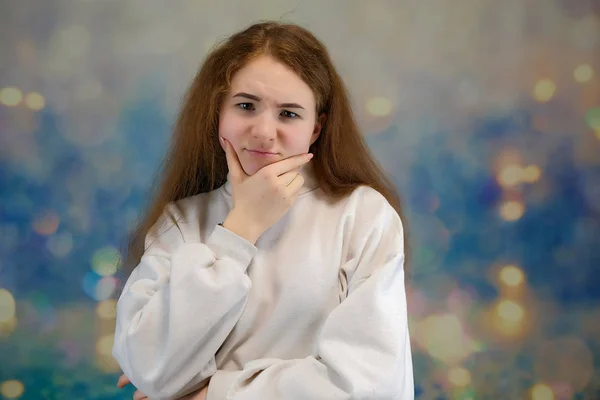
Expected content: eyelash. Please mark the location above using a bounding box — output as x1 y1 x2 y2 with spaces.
236 103 299 119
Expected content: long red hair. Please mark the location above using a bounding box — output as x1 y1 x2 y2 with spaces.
122 21 408 279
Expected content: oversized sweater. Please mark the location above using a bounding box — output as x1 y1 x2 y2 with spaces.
112 168 414 400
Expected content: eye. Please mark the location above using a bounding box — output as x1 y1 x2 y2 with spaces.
236 103 255 111
281 110 299 119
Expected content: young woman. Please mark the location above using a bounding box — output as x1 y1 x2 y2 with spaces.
113 21 414 400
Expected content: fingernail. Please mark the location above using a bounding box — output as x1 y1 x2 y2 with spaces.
308 153 314 159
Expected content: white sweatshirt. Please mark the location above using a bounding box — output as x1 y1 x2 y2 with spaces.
112 168 414 400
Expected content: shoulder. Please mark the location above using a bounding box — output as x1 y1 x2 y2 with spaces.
171 192 211 222
146 192 212 244
338 186 407 287
346 185 393 207
326 184 405 251
344 185 402 228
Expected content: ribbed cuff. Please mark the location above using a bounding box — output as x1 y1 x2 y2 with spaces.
206 224 258 269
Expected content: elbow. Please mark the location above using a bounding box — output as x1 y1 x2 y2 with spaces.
112 335 174 399
123 369 208 400
128 378 181 400
112 352 181 400
386 347 414 399
112 335 212 400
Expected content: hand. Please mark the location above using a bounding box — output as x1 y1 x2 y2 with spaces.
179 385 208 400
117 373 210 400
117 373 147 400
221 137 312 244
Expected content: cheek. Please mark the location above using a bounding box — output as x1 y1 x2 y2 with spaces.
283 124 315 152
218 112 244 149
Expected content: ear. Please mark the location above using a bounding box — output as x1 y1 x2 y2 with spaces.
310 113 326 145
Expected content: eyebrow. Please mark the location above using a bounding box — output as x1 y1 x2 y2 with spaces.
233 92 305 110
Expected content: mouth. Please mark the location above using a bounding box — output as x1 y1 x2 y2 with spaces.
246 149 279 157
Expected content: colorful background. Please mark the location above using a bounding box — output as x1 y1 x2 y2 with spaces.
1 1 599 399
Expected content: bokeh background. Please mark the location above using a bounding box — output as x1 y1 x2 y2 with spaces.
1 1 600 399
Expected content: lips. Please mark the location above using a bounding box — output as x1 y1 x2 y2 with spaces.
246 149 278 156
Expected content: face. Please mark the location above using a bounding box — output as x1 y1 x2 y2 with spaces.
218 55 322 175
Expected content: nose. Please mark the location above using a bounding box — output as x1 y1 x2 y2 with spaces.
250 113 277 145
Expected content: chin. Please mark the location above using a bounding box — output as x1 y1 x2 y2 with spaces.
242 166 260 176
243 159 277 176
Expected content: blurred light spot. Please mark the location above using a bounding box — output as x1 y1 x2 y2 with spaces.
500 201 524 221
447 289 474 313
0 316 17 337
550 382 573 399
46 232 73 258
96 354 121 373
0 380 24 398
496 300 524 323
76 79 103 101
499 265 524 287
60 340 82 366
585 107 600 131
574 64 594 83
366 97 393 117
531 383 554 400
448 367 471 387
408 289 428 317
96 299 117 319
535 337 595 391
32 211 60 236
416 313 477 365
522 165 542 183
92 246 121 276
533 80 556 103
92 276 118 301
491 301 526 338
83 271 102 300
494 149 523 176
96 334 114 357
0 289 16 323
30 292 57 332
0 87 23 107
497 164 523 187
60 25 91 57
24 92 45 111
46 57 72 80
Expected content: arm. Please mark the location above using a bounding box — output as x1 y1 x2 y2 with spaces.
206 194 414 400
112 202 257 400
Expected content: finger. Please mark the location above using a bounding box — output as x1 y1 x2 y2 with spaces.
264 153 313 177
221 138 246 180
133 389 148 400
278 170 300 187
285 173 305 195
197 385 209 400
117 374 131 388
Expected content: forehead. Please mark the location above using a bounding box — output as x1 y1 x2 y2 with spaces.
230 56 315 106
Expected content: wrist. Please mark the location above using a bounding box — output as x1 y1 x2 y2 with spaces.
222 210 262 244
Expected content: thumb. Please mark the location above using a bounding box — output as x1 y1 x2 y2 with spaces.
222 138 246 181
116 373 130 388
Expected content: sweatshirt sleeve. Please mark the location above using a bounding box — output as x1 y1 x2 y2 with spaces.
206 191 414 400
112 202 258 400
